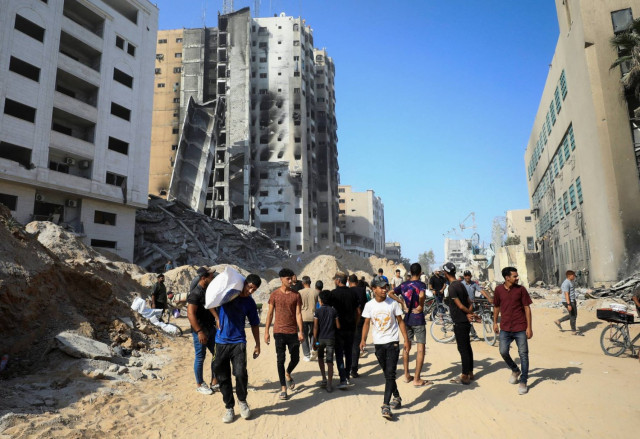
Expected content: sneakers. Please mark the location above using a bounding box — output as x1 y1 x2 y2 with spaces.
508 371 521 385
222 408 235 423
239 401 251 419
350 371 360 379
210 383 220 393
518 383 528 395
196 383 213 395
303 355 311 362
390 397 402 410
337 380 348 390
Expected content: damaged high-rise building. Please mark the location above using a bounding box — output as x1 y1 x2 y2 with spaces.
150 8 340 253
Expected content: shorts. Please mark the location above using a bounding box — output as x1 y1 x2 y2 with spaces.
406 324 426 344
317 339 335 363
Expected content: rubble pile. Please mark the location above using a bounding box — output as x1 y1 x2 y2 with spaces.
585 272 640 301
135 196 287 273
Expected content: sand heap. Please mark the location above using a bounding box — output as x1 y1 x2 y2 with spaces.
135 196 287 274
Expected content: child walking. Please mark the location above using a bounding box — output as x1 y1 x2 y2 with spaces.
313 290 340 392
360 276 410 419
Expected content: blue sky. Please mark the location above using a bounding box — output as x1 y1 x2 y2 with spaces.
153 0 561 263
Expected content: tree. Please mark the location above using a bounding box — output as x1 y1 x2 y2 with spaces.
492 216 506 248
610 17 640 103
418 250 435 274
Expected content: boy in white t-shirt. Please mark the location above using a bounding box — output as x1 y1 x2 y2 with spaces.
360 276 411 419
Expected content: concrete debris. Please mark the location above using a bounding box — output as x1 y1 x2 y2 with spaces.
134 196 287 273
585 272 640 301
55 331 112 361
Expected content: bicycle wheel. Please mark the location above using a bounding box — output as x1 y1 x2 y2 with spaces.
431 303 450 322
430 316 456 343
482 316 496 346
600 324 627 357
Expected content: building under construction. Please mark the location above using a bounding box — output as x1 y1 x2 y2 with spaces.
150 8 340 253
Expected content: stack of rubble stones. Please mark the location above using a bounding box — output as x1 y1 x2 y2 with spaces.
135 196 287 273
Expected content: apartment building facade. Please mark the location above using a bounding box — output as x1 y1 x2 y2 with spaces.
506 209 536 252
153 9 340 253
0 0 158 261
338 185 385 258
525 0 640 286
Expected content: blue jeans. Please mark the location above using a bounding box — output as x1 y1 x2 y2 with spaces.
499 330 529 384
191 327 216 385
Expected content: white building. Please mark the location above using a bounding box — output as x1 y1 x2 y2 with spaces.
0 0 158 261
444 238 472 273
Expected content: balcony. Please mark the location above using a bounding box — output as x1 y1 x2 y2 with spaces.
59 31 101 73
61 15 103 51
57 52 101 86
54 91 97 123
63 0 105 38
49 130 95 157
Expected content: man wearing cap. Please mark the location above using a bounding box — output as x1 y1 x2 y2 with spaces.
187 267 218 395
360 275 410 419
330 271 361 389
443 262 477 385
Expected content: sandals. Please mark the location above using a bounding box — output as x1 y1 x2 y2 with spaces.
381 405 393 419
412 380 433 387
554 321 562 331
449 376 471 385
286 378 295 390
572 331 584 336
390 397 402 409
278 391 288 400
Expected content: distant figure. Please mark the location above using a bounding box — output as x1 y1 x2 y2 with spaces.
164 260 174 272
554 270 582 335
291 274 304 292
429 270 446 306
151 274 168 313
348 273 368 378
360 276 410 420
493 266 533 395
313 290 340 392
377 268 389 283
264 268 304 401
299 276 319 361
212 274 263 423
391 269 403 289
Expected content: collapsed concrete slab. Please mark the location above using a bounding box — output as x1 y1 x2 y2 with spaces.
55 331 113 361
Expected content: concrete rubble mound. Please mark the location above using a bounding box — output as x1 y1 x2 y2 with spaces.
134 196 288 273
586 272 640 301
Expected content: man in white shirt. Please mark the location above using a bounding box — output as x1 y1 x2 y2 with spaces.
360 276 410 420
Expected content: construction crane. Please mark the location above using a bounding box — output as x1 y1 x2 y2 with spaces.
222 0 233 14
459 212 477 233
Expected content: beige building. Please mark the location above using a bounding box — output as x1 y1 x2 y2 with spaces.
506 209 536 252
525 0 640 286
0 0 158 261
385 241 402 262
149 29 183 196
338 185 385 258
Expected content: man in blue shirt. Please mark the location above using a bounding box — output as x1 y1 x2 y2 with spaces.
212 273 262 423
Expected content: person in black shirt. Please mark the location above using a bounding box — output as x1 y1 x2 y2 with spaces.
151 274 168 312
330 271 361 389
443 262 478 385
348 273 367 378
291 274 304 292
187 267 218 395
313 290 340 392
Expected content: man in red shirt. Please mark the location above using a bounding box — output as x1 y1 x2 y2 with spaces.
493 266 533 395
265 268 304 400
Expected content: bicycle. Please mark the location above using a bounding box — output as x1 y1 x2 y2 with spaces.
429 303 455 343
598 308 639 357
473 298 496 346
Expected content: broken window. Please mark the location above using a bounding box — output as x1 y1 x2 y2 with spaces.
295 208 302 214
4 98 36 123
9 56 40 82
155 68 161 74
293 24 299 31
293 40 300 46
106 171 126 186
259 172 268 179
94 210 117 225
49 159 69 173
172 144 178 150
172 128 179 134
176 37 182 43
259 190 268 196
14 14 45 42
0 141 32 168
127 43 135 57
108 136 129 155
110 102 130 121
0 193 18 211
296 245 302 251
260 73 267 78
113 68 133 88
91 239 116 249
259 57 267 62
294 88 300 94
116 35 125 49
260 208 268 214
259 42 268 48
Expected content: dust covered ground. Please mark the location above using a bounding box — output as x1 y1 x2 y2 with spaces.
1 307 638 438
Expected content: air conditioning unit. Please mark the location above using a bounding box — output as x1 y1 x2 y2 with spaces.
78 160 90 169
35 194 45 202
65 199 78 208
64 157 76 166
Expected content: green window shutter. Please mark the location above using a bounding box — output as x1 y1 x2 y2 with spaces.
576 177 583 203
569 184 577 210
560 70 567 98
554 87 562 113
568 124 575 150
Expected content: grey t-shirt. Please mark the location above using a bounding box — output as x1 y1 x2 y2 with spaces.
561 278 576 303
